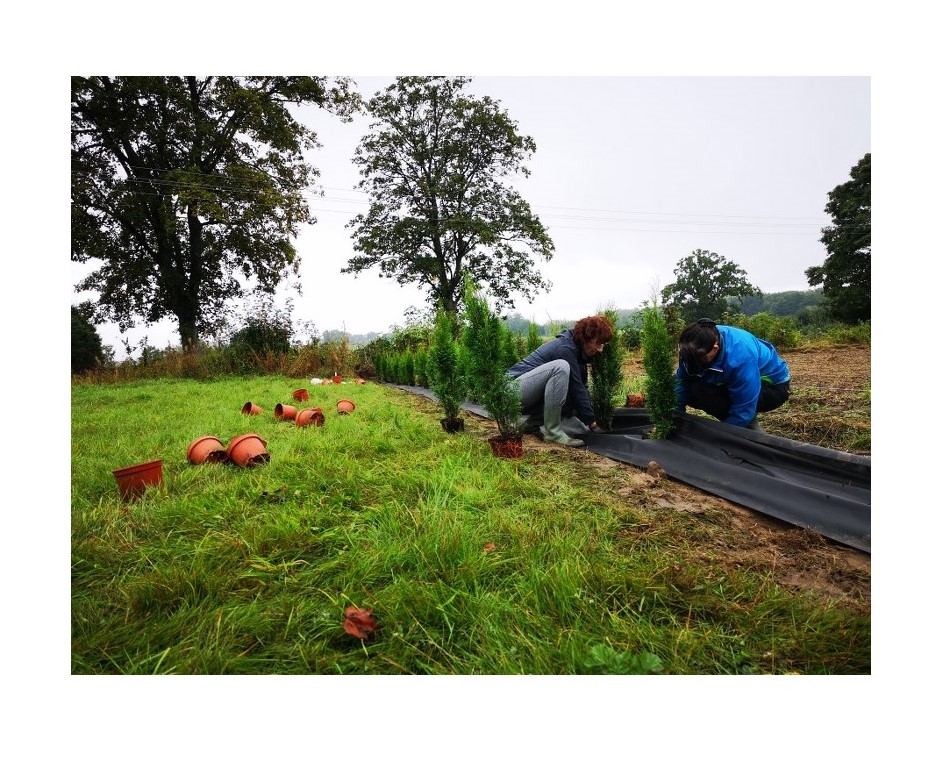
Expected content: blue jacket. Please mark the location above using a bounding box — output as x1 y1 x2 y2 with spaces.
507 329 596 425
674 324 790 427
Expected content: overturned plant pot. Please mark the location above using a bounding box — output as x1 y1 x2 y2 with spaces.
226 433 270 468
295 407 325 427
488 434 523 459
292 388 310 402
336 399 356 415
241 401 263 415
113 459 164 501
440 417 465 433
187 435 228 465
274 403 298 421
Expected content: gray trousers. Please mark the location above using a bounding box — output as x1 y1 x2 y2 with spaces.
512 359 570 414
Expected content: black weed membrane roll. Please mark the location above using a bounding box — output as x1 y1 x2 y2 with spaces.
392 387 871 554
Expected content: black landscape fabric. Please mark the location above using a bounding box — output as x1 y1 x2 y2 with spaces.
395 386 871 554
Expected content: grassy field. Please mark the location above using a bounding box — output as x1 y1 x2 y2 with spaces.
71 374 869 674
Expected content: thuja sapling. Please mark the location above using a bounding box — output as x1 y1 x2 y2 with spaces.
590 308 625 430
461 281 523 439
427 307 467 431
640 306 677 439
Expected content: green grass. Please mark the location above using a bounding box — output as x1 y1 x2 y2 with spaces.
71 376 869 674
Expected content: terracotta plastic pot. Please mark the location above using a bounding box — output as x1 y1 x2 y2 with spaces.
356 377 367 385
241 401 263 415
187 435 228 465
226 433 270 468
625 393 646 408
292 388 310 402
332 373 343 384
488 435 523 459
295 407 325 427
275 403 298 421
113 459 164 501
337 399 356 415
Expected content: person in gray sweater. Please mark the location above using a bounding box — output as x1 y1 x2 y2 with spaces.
507 315 613 446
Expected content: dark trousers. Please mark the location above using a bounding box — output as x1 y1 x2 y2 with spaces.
683 380 790 422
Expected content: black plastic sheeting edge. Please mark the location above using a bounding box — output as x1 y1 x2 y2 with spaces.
389 385 871 554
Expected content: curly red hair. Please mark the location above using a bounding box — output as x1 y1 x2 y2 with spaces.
573 315 613 346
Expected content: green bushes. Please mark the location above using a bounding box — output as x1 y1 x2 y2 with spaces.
426 308 467 423
71 304 107 374
461 281 522 437
590 308 625 430
641 306 677 439
722 311 803 350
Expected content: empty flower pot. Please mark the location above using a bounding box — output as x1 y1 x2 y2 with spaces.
292 388 310 402
337 399 356 415
187 435 228 465
295 407 325 427
275 403 297 421
356 377 367 385
241 401 263 415
226 433 270 468
332 373 343 384
625 393 646 408
113 459 164 501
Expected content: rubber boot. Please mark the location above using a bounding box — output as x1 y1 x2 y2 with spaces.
540 407 585 447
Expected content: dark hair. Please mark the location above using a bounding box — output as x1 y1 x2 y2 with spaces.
678 318 719 374
573 315 613 346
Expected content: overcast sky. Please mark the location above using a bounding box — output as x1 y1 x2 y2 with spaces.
73 75 869 356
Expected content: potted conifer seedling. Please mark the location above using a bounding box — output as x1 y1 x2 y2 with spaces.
590 308 625 431
483 375 524 459
640 305 678 439
427 307 467 433
460 280 524 458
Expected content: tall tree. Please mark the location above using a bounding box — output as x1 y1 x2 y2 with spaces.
72 76 360 348
344 76 554 317
806 153 871 323
661 249 760 323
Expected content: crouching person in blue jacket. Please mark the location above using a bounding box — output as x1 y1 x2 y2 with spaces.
674 318 790 431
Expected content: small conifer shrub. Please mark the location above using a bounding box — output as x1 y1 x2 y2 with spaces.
590 308 625 430
427 308 467 426
641 306 677 439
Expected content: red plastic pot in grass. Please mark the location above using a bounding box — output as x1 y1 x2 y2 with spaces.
275 403 297 421
295 407 325 427
113 459 164 501
292 388 310 402
337 399 356 415
187 435 228 465
241 401 263 415
226 434 270 468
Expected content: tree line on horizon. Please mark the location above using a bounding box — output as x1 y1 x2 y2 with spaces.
71 76 869 373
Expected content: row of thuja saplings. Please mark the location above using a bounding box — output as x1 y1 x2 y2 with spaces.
111 383 363 501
